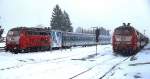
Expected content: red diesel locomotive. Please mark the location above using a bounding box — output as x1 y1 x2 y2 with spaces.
112 23 149 55
6 27 51 53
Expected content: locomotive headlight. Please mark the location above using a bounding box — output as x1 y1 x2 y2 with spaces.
6 37 14 41
126 41 131 44
9 38 12 41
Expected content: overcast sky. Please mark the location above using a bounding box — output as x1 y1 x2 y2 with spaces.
0 0 150 36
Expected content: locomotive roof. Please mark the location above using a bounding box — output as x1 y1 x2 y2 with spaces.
115 25 135 31
115 23 149 39
10 27 49 32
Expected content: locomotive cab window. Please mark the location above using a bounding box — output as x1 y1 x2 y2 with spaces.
7 30 20 36
115 29 132 36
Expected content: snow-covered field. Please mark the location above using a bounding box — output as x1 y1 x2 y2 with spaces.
0 43 150 79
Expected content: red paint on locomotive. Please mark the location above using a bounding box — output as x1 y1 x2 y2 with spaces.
6 27 51 53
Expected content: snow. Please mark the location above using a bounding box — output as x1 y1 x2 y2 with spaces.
0 43 150 79
105 44 150 79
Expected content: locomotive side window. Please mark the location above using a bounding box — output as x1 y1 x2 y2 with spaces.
27 31 48 36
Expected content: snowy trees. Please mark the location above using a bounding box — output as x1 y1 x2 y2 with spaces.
50 5 73 32
75 26 110 35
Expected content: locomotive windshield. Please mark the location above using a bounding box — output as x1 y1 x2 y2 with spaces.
114 27 133 42
114 28 132 36
7 30 20 36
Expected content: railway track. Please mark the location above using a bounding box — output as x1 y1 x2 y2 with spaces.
99 57 130 79
69 56 131 79
0 47 5 49
69 55 118 79
0 47 5 52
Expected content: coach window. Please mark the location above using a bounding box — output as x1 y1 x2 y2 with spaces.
68 36 70 42
67 36 70 42
70 36 72 42
74 36 76 41
64 36 67 41
78 37 80 41
69 36 71 41
64 36 66 41
73 36 75 41
64 35 66 41
70 35 72 41
74 35 76 41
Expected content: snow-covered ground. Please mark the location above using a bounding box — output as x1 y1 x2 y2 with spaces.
0 43 150 79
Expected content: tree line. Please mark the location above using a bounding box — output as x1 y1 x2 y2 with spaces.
75 27 110 35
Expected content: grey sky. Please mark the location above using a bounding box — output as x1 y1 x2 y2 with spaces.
0 0 150 37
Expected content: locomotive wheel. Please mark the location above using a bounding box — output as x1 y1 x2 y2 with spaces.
23 49 29 53
47 46 51 51
5 48 8 52
13 50 19 54
14 52 18 54
128 49 133 56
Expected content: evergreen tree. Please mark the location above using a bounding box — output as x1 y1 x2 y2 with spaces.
63 11 73 32
50 4 63 31
50 5 73 32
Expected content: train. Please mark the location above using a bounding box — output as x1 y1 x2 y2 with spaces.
112 23 149 56
6 27 111 54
